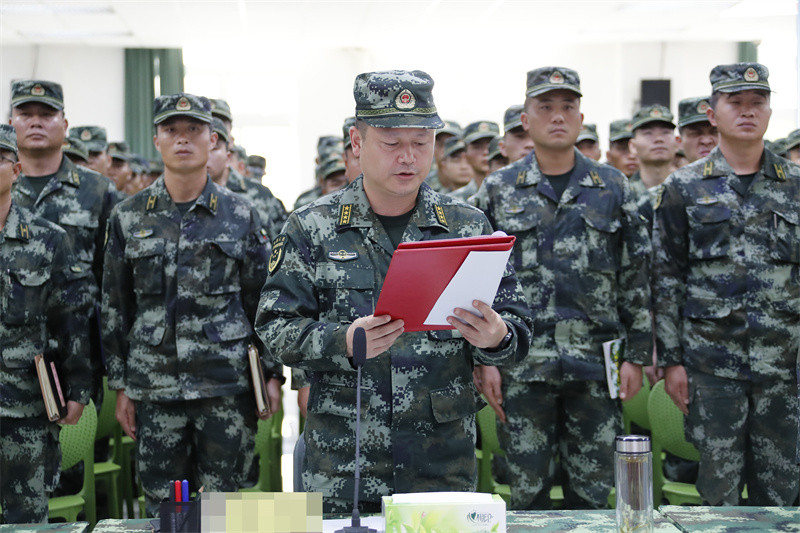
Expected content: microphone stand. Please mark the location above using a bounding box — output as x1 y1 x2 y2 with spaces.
336 327 376 533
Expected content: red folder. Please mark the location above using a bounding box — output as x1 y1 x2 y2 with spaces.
374 234 516 331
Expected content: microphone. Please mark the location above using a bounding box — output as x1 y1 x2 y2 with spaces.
336 327 376 533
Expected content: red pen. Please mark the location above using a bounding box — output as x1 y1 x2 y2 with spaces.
174 479 182 502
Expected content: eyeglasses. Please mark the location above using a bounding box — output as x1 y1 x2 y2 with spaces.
0 155 18 166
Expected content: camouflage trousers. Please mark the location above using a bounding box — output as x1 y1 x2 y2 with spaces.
0 417 60 523
686 371 799 506
497 379 621 510
136 394 256 518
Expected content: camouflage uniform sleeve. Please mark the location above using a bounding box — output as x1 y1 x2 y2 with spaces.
50 232 94 404
617 176 653 365
93 180 120 288
255 216 352 374
468 180 492 220
101 210 134 390
291 367 311 390
652 180 688 367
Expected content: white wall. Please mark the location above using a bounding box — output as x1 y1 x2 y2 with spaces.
1 45 125 140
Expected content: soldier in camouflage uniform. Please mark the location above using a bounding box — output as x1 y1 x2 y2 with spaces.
256 70 533 514
575 124 601 161
438 137 474 192
342 116 362 184
9 80 118 404
677 97 718 164
499 105 534 165
0 124 94 523
487 136 509 174
653 62 800 505
62 137 90 167
294 136 343 210
471 67 652 510
605 119 638 178
102 94 283 517
425 120 463 194
247 155 266 181
451 121 500 201
69 125 111 177
783 128 800 166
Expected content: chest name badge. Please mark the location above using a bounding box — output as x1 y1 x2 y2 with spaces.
133 229 154 238
328 250 359 262
504 205 525 214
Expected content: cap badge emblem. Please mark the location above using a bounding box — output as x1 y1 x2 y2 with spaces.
550 71 564 84
80 129 92 141
176 97 191 111
396 89 416 110
744 67 759 82
31 84 45 96
625 123 633 131
697 101 710 114
651 108 662 118
478 122 490 132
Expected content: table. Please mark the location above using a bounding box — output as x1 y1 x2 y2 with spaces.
660 505 800 532
506 509 678 532
0 524 88 533
94 519 154 532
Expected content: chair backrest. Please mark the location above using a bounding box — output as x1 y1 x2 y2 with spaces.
623 375 652 432
476 404 504 458
59 399 98 470
647 380 700 461
95 377 117 440
253 417 273 492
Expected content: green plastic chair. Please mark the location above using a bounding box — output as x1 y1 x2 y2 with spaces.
111 420 136 517
94 378 122 518
48 399 97 527
647 380 701 506
623 374 652 433
240 405 284 493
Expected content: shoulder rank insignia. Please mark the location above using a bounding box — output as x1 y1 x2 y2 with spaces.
653 186 664 210
133 229 154 239
435 204 447 226
774 163 787 181
328 250 359 262
696 196 718 205
339 204 353 226
146 195 157 211
268 234 287 275
516 171 526 186
18 223 30 240
70 170 80 185
504 205 525 215
703 161 714 177
589 171 603 186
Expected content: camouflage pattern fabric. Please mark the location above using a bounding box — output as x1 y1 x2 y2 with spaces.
448 179 477 202
652 146 800 505
226 166 288 242
256 177 533 511
686 372 798 505
709 62 771 94
102 176 274 402
498 379 622 509
0 522 88 533
658 505 800 532
506 509 679 532
135 394 256 517
1 203 93 418
423 169 446 193
291 366 310 390
294 185 322 211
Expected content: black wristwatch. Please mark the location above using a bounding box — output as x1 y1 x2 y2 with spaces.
487 327 513 352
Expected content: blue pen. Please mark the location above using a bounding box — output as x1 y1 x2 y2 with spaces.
181 479 189 502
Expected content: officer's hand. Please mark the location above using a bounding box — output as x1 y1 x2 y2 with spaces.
256 377 283 421
448 300 508 350
664 365 690 415
297 386 310 419
475 365 506 423
115 390 137 440
347 315 404 360
619 361 643 401
58 401 85 425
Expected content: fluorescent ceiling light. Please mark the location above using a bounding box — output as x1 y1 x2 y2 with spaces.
0 3 113 15
19 30 132 38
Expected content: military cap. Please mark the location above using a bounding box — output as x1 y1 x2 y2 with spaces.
232 144 247 161
62 137 89 162
0 124 18 154
319 156 346 181
442 136 466 159
211 117 230 144
210 98 233 122
437 120 463 138
148 158 164 174
10 80 64 110
576 123 599 143
710 62 771 94
678 97 712 128
317 136 343 160
247 155 266 171
342 117 357 150
108 142 131 161
463 121 500 145
782 129 800 151
353 70 444 129
129 154 148 174
504 105 525 132
631 104 675 132
153 93 212 125
609 119 633 142
69 125 108 152
526 67 582 98
487 136 504 162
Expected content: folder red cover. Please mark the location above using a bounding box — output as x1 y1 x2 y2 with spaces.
374 234 516 331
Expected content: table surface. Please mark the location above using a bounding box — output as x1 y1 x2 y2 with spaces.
659 506 800 532
0 524 88 533
507 509 678 532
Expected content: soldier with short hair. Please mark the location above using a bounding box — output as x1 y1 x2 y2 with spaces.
677 97 718 164
605 119 639 178
500 105 534 164
575 123 601 161
653 62 800 506
69 125 111 176
451 120 500 201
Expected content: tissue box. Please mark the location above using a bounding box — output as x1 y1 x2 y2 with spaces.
382 492 506 533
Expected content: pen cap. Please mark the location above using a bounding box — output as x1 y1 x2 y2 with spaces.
616 435 650 454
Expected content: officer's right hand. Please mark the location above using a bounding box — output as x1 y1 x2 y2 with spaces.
346 315 404 360
115 390 137 440
474 365 506 423
664 365 690 415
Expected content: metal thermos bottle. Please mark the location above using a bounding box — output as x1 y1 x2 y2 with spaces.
615 435 653 533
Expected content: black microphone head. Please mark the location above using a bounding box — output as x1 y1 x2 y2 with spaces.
353 327 367 368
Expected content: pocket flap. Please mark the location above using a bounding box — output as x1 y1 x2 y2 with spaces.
129 318 166 346
309 382 371 418
430 383 478 424
683 296 732 319
774 209 800 226
11 268 49 287
582 212 621 233
203 315 252 343
211 239 245 260
687 204 731 224
59 210 98 229
125 238 166 259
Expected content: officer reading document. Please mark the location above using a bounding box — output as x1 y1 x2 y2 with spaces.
256 70 533 514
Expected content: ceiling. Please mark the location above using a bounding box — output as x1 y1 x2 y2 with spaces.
1 0 797 49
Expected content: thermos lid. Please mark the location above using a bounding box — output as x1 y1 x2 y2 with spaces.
616 434 651 453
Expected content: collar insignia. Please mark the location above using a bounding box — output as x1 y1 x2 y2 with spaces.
146 195 157 211
435 204 447 226
516 171 526 186
703 161 714 177
339 204 353 226
774 163 787 181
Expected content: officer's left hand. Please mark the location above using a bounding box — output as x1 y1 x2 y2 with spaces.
58 401 85 425
257 377 283 421
619 362 643 401
448 300 509 350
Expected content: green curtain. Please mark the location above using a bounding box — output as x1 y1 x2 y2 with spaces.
738 42 758 63
124 48 184 159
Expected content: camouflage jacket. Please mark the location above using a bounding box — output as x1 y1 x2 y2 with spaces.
293 185 321 211
12 155 118 291
256 177 532 503
1 203 93 417
226 167 288 242
448 179 478 202
471 149 653 382
102 176 274 401
652 146 800 381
